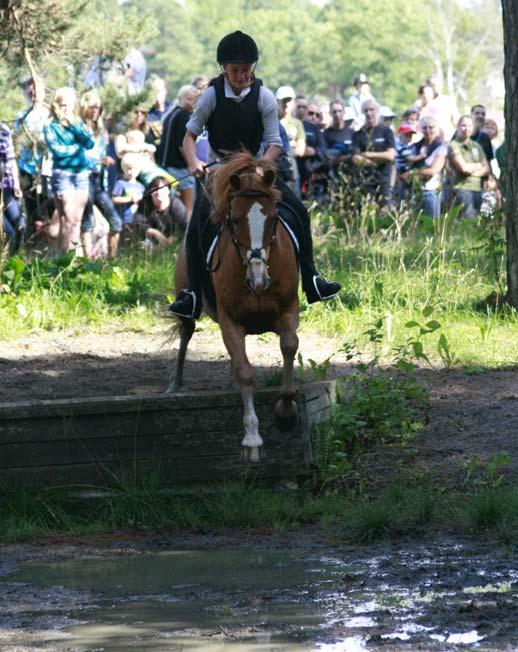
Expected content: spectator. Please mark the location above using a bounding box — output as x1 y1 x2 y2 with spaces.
146 75 171 144
471 104 494 165
276 85 305 194
447 114 490 219
138 176 187 251
13 75 52 230
426 74 459 141
294 95 308 122
191 75 209 92
415 83 436 121
404 116 447 219
324 101 355 175
79 90 122 259
379 106 396 129
402 108 421 142
159 84 200 220
43 87 94 255
123 47 147 94
111 153 145 231
115 107 155 159
395 123 416 202
298 101 327 199
348 73 376 128
1 122 24 252
352 99 396 208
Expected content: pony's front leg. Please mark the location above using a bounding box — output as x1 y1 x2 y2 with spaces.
275 311 299 431
219 316 263 463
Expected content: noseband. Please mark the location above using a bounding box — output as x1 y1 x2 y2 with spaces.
225 190 279 268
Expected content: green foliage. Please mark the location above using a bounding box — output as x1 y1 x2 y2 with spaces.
313 372 426 490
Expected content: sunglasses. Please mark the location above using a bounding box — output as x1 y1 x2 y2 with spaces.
296 105 308 110
308 111 321 117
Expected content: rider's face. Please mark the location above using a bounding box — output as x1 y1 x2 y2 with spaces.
223 63 254 93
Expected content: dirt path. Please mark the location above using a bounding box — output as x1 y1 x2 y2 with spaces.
2 326 518 486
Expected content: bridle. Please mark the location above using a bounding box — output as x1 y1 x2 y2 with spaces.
225 189 279 269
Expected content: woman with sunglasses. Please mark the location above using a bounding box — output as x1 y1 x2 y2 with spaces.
170 30 341 319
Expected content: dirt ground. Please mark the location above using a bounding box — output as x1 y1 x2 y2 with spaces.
2 324 518 487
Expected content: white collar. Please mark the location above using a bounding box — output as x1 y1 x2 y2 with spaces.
223 77 251 102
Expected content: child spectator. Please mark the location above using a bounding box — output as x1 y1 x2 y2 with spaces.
137 176 187 251
112 154 145 230
395 124 417 204
396 124 416 174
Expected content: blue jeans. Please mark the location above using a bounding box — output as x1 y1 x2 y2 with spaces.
51 169 90 196
422 190 440 219
82 173 122 233
454 189 482 219
2 187 24 250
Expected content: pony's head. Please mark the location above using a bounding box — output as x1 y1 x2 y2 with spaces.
211 152 282 292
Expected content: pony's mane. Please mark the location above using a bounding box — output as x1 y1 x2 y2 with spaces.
210 152 281 222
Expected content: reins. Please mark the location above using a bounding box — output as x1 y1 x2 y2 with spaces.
224 189 279 269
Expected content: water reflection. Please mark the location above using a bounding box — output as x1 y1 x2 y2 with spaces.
3 540 517 651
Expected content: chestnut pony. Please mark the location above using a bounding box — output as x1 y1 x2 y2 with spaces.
169 152 300 462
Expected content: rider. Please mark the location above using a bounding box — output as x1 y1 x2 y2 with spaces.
169 30 341 318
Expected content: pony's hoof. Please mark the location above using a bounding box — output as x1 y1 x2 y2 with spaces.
164 383 179 394
242 445 263 463
274 404 298 431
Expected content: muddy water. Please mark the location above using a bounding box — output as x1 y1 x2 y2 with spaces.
1 539 518 651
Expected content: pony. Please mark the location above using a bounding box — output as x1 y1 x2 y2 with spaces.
168 152 300 462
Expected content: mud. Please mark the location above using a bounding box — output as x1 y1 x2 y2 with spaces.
1 532 518 651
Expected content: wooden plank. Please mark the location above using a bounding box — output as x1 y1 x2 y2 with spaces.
0 425 307 469
0 388 277 420
0 382 336 486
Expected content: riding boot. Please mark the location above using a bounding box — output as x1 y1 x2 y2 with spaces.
276 178 341 303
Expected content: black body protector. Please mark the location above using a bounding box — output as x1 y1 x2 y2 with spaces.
207 74 264 158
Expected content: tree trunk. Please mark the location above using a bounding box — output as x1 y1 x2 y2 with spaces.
502 0 518 305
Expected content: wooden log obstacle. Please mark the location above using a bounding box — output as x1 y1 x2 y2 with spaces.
0 382 336 487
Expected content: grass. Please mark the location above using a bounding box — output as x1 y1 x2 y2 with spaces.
1 211 517 368
2 478 518 546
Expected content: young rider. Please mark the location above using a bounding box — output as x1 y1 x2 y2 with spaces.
169 30 341 318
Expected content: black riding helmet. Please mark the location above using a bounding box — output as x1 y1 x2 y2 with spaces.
216 31 259 64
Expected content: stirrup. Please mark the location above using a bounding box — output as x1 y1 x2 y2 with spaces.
169 289 199 319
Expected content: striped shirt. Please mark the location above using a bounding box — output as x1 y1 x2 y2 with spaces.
43 119 94 173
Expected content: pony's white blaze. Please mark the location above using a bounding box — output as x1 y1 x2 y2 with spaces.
247 202 267 252
246 202 268 290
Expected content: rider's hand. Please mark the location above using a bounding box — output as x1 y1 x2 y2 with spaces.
190 159 206 178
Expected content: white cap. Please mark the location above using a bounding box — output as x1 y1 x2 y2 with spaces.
275 85 296 101
379 105 396 118
343 106 356 122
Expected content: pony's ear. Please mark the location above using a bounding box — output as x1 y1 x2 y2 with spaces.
229 174 242 191
263 169 276 187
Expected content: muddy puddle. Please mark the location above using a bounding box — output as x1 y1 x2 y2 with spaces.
1 538 518 651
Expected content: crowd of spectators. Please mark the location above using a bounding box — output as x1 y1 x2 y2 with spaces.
274 75 503 220
0 60 505 260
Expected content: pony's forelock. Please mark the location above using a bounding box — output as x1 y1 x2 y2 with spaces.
210 152 280 222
